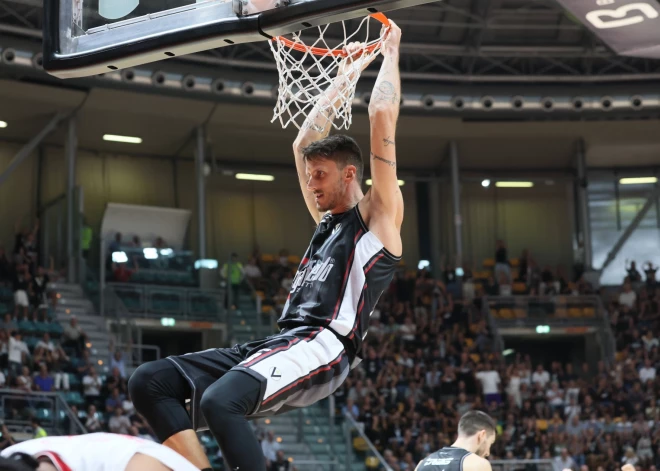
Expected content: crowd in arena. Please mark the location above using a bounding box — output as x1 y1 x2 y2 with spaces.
4 228 660 471
324 245 660 471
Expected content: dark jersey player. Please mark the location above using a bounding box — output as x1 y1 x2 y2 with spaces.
128 21 405 471
417 411 497 471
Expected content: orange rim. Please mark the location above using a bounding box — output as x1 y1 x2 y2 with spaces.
273 12 389 57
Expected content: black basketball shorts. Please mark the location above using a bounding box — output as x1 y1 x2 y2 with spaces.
166 326 352 431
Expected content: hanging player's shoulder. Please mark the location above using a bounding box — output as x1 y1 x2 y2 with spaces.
463 454 492 471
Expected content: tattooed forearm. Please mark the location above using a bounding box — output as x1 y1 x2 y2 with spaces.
371 81 398 104
383 136 395 147
371 152 396 168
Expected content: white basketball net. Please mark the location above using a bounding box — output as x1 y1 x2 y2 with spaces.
269 16 386 130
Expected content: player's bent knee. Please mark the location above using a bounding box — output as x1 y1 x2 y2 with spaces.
200 371 262 423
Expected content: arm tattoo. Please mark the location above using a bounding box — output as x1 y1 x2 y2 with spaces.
372 81 398 104
383 136 395 147
371 152 396 168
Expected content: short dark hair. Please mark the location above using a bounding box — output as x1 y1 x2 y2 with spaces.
458 411 497 437
302 134 363 184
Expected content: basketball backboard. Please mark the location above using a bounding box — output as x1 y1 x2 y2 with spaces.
44 0 440 79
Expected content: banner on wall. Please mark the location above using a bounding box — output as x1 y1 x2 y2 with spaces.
100 203 191 249
557 0 660 58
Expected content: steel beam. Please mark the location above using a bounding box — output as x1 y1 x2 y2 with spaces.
450 141 463 267
0 112 65 187
576 140 592 270
65 116 77 283
599 185 660 273
195 126 207 260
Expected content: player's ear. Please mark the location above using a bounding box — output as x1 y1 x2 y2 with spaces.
344 165 357 181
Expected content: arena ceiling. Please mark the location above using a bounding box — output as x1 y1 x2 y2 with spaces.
2 78 660 175
1 0 660 173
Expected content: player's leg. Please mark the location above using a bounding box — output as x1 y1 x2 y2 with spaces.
128 359 211 470
200 370 267 471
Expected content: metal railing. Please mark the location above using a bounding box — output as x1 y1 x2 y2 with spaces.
342 411 393 471
115 342 161 368
490 459 554 471
108 282 226 321
0 388 87 436
486 294 604 325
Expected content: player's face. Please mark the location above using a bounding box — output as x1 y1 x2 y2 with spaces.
475 430 496 458
306 159 346 212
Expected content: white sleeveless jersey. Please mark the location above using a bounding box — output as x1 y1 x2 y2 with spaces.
1 433 199 471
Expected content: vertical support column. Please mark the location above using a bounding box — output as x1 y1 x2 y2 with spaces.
429 179 443 278
450 141 463 268
576 139 593 270
195 126 207 260
66 117 77 283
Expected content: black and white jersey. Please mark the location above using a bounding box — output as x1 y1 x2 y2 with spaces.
278 206 400 361
417 447 472 471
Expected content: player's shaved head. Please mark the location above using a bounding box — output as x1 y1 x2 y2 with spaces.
302 134 364 184
458 410 497 437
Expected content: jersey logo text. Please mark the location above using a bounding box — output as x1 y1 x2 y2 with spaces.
290 257 335 292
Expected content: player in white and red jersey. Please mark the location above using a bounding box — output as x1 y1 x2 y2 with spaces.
0 432 200 471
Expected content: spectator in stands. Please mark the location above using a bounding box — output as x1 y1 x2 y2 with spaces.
85 404 103 432
475 362 501 405
16 365 33 392
33 363 54 392
12 265 30 320
0 424 16 450
82 366 103 407
221 252 244 309
105 387 125 414
112 259 138 283
108 406 131 434
626 260 643 283
8 331 29 378
31 418 47 439
553 448 576 471
269 450 295 471
619 282 637 309
532 363 550 388
109 346 127 379
244 257 262 282
62 316 88 355
32 266 50 318
105 366 128 396
0 330 7 371
540 265 560 295
261 430 280 466
495 239 511 284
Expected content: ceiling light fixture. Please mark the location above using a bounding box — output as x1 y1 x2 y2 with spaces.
235 173 275 182
366 179 405 186
619 177 658 185
495 181 534 188
103 134 142 144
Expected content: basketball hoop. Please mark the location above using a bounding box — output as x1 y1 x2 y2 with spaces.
269 13 390 130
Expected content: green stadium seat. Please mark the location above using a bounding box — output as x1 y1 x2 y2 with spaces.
17 321 36 334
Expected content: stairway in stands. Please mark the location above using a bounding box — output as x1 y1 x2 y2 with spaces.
228 291 340 469
51 281 112 372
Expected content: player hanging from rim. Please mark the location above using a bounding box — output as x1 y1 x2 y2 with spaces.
128 21 404 471
416 411 498 471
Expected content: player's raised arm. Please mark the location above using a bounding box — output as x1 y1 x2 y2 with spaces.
367 21 403 222
293 43 377 224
